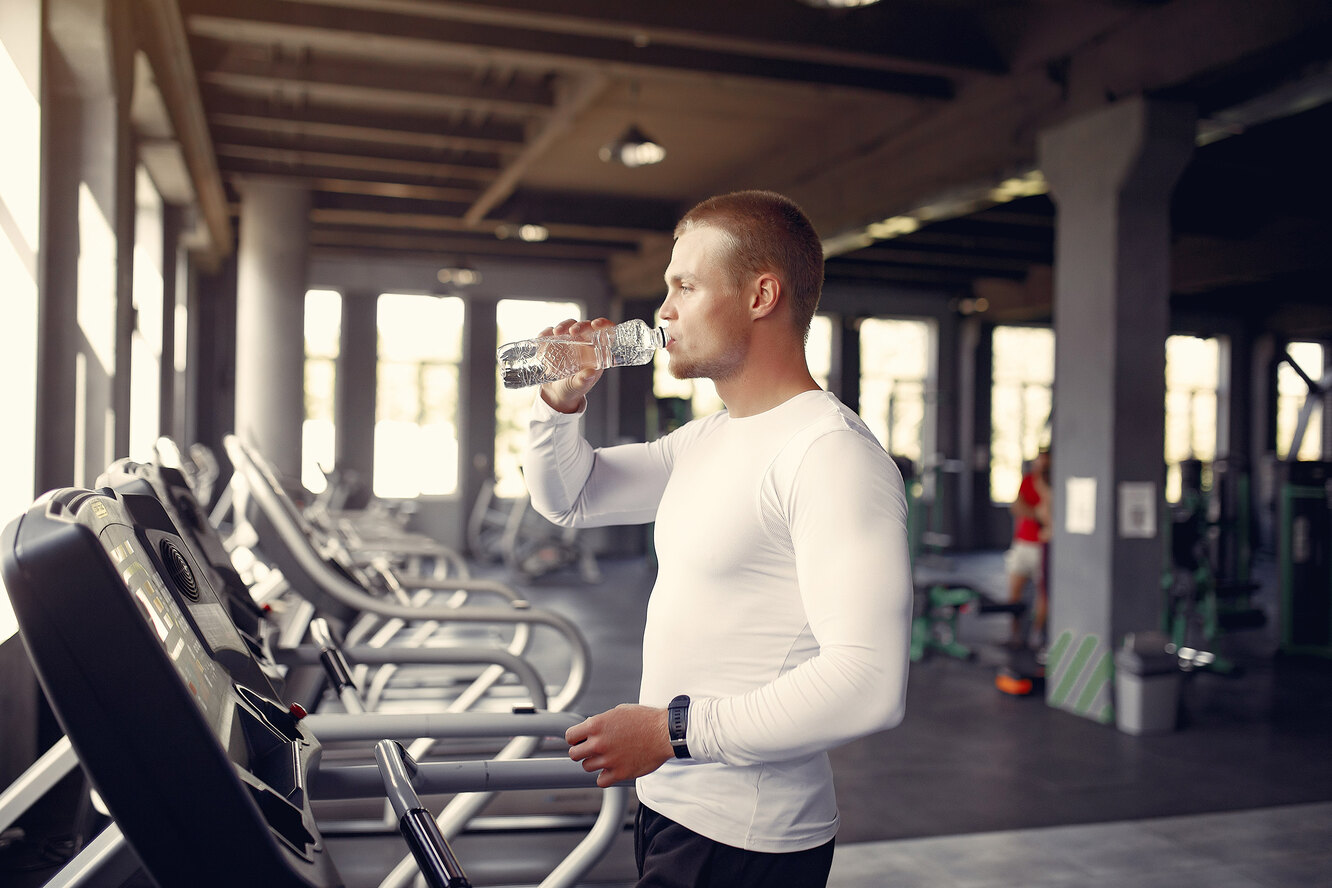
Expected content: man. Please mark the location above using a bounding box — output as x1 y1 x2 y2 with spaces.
523 190 912 887
1004 446 1052 648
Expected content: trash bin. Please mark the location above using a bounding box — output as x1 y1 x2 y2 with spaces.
1114 631 1181 735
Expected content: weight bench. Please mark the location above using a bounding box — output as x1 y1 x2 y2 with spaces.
910 581 1026 662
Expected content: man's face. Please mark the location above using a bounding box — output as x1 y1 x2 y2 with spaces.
658 226 751 382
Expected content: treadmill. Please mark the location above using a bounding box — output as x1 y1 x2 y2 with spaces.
1 486 624 888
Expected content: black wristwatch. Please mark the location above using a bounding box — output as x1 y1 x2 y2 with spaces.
667 694 691 759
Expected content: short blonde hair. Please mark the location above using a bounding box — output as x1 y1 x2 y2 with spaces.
675 191 824 339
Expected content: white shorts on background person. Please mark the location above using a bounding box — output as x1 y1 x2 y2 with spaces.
1004 539 1044 580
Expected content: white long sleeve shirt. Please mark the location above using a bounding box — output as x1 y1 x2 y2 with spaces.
524 389 912 852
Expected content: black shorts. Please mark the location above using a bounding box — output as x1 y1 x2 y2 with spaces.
634 804 836 888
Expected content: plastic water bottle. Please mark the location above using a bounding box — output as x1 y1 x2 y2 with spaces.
497 319 667 389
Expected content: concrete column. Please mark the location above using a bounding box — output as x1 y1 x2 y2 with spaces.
1038 97 1195 723
188 256 236 462
956 314 987 550
234 179 311 478
336 290 379 502
459 298 499 552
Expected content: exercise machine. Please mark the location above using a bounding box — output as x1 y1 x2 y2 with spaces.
910 583 1023 662
1 485 624 887
1274 350 1332 658
467 479 601 584
1278 459 1332 657
220 434 592 712
1162 458 1266 674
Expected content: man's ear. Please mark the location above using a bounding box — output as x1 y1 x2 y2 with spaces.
750 273 780 320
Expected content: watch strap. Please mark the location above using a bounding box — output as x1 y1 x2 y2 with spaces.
667 694 691 759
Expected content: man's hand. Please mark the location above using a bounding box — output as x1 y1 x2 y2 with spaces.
540 318 616 414
566 703 674 788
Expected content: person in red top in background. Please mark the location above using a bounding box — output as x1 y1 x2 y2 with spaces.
1004 446 1052 649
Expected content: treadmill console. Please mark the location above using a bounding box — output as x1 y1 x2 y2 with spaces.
1 488 342 888
98 458 284 695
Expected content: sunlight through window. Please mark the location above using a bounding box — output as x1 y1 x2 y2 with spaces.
375 294 463 499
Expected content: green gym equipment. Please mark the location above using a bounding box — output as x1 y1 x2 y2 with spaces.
1161 458 1264 674
910 581 1025 662
1278 460 1332 658
1273 352 1332 658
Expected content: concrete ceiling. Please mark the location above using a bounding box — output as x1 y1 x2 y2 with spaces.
141 0 1332 325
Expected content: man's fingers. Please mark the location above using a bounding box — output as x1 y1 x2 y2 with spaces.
565 717 592 746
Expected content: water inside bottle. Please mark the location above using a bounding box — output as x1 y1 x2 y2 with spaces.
497 321 667 389
500 338 598 389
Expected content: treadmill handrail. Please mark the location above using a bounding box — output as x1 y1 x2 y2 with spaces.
311 755 601 799
224 435 516 601
304 709 579 743
223 434 589 711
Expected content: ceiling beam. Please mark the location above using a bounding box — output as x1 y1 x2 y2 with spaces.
133 0 233 262
199 73 552 121
309 178 482 204
181 0 957 98
302 187 676 235
498 189 680 233
209 125 504 169
309 227 635 261
1171 221 1332 294
464 74 610 226
834 248 1038 276
195 41 557 112
214 145 501 183
824 264 985 289
903 230 1054 259
965 209 1055 229
203 94 528 154
669 0 1331 299
309 207 658 245
277 0 1006 76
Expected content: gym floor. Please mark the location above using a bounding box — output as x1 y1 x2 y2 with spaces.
245 539 1332 887
360 547 1332 888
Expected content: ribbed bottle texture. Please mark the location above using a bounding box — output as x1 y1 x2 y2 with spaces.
497 319 667 389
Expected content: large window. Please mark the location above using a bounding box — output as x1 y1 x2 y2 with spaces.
76 182 117 487
302 289 341 494
1164 334 1221 501
375 293 463 499
0 15 40 643
1277 341 1325 461
991 325 1054 503
129 166 164 462
859 317 933 466
494 299 581 497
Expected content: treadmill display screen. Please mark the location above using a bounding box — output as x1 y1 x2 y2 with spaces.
101 522 232 737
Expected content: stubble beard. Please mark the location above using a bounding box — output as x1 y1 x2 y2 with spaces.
667 333 747 383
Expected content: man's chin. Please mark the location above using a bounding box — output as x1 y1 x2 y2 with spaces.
667 358 698 381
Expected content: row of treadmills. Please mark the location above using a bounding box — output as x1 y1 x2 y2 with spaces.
0 434 624 888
